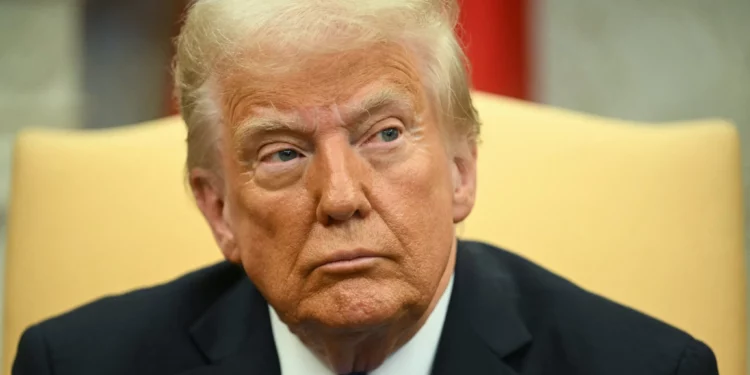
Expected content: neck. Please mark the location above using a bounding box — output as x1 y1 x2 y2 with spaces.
294 242 457 374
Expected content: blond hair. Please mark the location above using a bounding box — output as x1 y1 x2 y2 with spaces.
174 0 479 172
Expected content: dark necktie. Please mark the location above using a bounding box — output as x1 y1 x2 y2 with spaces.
346 373 367 375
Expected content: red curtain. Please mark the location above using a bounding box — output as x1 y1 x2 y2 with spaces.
457 0 530 100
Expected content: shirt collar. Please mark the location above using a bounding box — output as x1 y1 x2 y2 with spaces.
269 274 455 375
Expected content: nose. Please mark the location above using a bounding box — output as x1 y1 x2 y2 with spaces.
310 136 372 225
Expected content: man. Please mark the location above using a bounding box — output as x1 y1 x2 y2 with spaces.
13 0 718 374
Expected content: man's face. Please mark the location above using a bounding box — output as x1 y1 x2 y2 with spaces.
197 45 476 332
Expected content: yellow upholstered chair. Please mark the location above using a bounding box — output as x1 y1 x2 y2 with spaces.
3 92 746 375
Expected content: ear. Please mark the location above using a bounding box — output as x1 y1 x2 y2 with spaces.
451 141 478 223
189 168 241 263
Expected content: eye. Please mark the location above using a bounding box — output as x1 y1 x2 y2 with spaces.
376 127 401 143
266 149 300 163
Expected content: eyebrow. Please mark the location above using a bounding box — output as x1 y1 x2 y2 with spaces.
233 87 416 149
340 87 415 127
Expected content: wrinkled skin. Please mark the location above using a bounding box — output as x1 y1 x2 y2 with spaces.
190 45 477 373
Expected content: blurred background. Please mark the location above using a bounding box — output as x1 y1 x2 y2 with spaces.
0 0 748 365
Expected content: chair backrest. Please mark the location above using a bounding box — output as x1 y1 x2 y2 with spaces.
3 119 223 375
462 93 745 375
3 92 746 375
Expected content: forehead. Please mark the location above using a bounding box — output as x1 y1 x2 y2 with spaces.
216 43 426 125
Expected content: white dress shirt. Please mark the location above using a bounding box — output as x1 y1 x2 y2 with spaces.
269 275 454 375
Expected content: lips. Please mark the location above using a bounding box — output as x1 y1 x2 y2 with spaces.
313 248 385 272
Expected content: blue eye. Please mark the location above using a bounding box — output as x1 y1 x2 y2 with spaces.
273 149 299 162
378 128 401 142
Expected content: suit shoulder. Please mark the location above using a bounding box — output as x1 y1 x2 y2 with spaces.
39 261 244 330
24 262 245 372
460 241 712 373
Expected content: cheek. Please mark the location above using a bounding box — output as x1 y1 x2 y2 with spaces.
373 133 456 262
222 141 311 265
228 179 316 290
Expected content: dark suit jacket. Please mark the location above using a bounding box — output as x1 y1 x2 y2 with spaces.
14 241 718 375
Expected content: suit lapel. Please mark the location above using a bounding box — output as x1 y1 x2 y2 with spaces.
179 241 531 375
431 241 532 375
182 271 281 375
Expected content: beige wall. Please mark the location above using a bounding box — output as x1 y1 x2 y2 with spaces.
0 1 82 133
535 0 750 368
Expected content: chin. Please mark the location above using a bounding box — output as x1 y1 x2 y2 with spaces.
297 277 422 332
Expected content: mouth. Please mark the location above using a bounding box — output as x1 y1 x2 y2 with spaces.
314 248 385 274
